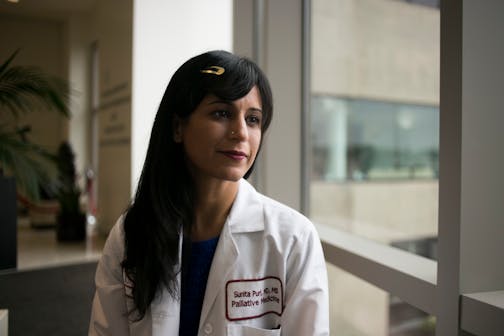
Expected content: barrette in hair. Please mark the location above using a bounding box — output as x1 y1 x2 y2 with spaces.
200 66 225 75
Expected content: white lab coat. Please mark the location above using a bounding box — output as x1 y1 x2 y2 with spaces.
89 178 329 336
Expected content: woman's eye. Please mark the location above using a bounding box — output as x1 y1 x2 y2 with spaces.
246 115 261 126
213 110 230 119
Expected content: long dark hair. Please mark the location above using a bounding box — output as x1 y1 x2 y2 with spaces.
122 50 273 320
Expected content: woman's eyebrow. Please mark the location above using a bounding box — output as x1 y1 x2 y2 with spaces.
248 107 263 114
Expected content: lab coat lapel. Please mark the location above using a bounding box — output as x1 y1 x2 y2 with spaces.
150 281 180 335
198 220 239 331
229 179 264 233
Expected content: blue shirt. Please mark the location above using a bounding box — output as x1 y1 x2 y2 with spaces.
179 236 219 336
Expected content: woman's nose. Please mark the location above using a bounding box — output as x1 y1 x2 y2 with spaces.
229 117 248 140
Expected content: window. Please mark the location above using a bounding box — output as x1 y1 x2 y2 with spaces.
309 0 440 334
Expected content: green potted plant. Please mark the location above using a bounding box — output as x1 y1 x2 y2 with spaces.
55 141 86 241
0 49 70 268
0 49 70 199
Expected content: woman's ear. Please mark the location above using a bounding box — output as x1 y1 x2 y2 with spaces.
173 116 183 143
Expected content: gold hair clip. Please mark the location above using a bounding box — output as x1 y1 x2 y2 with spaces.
200 66 225 75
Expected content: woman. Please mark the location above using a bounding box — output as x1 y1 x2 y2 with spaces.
89 50 329 336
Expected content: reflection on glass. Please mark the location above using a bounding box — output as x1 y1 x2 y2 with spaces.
312 97 439 182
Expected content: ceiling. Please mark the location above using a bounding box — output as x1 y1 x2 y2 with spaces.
0 0 97 20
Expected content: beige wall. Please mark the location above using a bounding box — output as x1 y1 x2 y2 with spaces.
93 0 133 233
65 13 94 186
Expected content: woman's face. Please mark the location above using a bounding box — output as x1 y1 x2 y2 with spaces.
176 86 263 184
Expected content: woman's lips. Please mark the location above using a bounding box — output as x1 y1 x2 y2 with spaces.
219 150 247 161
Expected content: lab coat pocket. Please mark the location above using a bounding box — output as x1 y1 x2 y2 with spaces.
228 324 281 336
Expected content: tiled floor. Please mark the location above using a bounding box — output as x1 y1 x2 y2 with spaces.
17 217 105 270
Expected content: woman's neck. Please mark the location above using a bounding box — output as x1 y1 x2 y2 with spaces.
191 179 239 241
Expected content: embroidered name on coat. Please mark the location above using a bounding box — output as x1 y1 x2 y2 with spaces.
225 276 283 321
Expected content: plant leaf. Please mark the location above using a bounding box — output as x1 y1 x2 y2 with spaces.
0 49 20 76
0 129 57 201
0 59 70 119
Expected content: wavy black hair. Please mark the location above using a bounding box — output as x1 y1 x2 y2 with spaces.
121 50 273 320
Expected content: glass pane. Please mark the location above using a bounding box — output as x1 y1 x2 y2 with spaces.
310 0 440 249
327 263 436 335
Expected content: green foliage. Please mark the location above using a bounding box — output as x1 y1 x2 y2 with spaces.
0 49 70 200
0 49 70 119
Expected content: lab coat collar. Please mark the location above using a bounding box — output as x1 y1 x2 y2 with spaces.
226 178 264 233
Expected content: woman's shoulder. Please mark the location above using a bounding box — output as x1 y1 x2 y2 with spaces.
239 179 311 225
101 216 126 256
252 193 316 242
260 193 311 226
